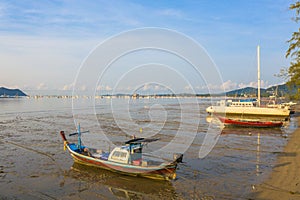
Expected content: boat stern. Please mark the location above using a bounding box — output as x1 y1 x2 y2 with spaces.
173 153 183 163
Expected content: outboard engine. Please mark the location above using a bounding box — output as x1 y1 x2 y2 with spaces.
173 153 183 163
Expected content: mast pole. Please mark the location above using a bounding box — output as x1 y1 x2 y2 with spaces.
257 45 261 107
77 123 82 149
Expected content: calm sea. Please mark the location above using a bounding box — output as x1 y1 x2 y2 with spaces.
0 97 297 199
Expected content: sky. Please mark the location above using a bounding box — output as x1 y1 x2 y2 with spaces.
0 0 297 94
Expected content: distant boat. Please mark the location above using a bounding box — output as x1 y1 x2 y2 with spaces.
206 99 290 120
266 87 297 114
59 125 183 180
217 116 283 128
206 46 290 121
267 101 297 114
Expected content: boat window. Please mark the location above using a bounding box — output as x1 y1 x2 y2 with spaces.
111 151 128 161
133 148 141 153
120 152 127 159
111 151 120 159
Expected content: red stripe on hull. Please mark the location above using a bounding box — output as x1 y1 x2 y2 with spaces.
218 116 283 128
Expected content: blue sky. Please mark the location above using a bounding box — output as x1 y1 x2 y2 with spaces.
0 0 297 93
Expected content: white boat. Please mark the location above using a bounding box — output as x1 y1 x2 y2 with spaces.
265 88 297 112
206 46 290 121
206 99 290 120
266 99 297 114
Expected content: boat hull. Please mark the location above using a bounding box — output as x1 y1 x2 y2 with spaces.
66 144 177 180
70 148 176 180
60 131 178 180
218 116 283 128
206 106 290 121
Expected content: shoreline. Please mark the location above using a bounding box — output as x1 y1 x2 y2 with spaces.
251 104 300 199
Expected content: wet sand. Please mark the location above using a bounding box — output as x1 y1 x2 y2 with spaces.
252 104 300 199
0 98 298 199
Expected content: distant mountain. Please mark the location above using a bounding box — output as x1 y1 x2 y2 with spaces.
225 87 260 97
0 87 27 97
225 83 297 97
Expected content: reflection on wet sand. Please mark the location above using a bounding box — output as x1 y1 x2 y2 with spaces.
220 127 284 136
220 127 284 178
67 163 179 199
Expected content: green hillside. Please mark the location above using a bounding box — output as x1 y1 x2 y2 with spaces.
0 87 27 97
225 83 297 98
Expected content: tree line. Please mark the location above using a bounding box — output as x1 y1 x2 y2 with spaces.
286 1 300 100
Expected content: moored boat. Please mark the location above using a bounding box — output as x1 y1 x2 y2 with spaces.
206 103 290 121
217 116 283 128
59 126 183 180
206 46 291 121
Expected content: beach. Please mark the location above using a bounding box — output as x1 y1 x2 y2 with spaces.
252 104 300 199
0 97 298 199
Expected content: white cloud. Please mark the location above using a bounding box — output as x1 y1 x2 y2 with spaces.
36 83 48 90
96 85 112 91
140 83 170 92
238 80 269 89
154 85 162 91
142 83 150 91
62 83 74 90
190 79 275 94
221 80 237 91
184 85 191 91
205 83 223 91
79 85 87 91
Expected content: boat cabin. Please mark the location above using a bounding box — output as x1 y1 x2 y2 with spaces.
108 147 130 164
108 142 143 165
217 99 257 107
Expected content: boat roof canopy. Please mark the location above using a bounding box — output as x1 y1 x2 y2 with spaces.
125 138 159 145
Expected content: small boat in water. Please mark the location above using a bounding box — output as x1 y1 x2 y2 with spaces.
59 126 183 180
217 116 283 128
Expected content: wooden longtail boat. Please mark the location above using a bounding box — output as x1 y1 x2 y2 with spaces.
59 126 183 180
217 116 283 128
